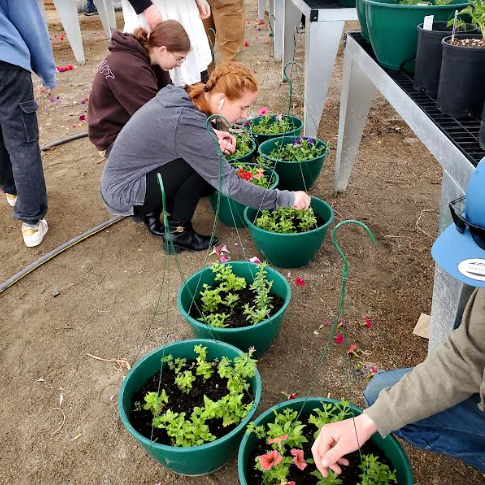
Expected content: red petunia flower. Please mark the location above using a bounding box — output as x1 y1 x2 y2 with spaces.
335 333 344 345
295 277 305 286
290 449 307 471
268 434 288 445
258 450 282 471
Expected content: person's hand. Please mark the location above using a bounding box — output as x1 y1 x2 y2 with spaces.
293 191 311 210
214 129 236 155
144 4 163 30
311 414 377 478
196 0 211 19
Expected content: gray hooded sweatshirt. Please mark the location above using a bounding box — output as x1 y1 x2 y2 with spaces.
100 85 295 215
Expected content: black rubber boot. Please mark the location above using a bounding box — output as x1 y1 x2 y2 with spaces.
163 220 219 254
142 213 164 237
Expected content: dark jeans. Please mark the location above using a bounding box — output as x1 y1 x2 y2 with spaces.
365 368 485 472
134 159 215 222
0 61 47 224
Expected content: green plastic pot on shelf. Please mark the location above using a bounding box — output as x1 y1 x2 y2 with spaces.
258 136 329 191
238 397 414 485
249 115 303 145
209 163 279 228
357 0 370 42
225 136 257 165
118 338 262 476
363 0 469 72
177 262 291 356
243 196 334 268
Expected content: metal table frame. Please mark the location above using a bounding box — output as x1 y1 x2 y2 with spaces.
335 33 476 352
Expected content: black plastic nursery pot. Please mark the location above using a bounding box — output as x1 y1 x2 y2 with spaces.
258 136 330 191
118 338 262 476
363 0 468 72
249 115 303 146
238 397 414 485
243 196 334 268
177 262 291 357
437 34 485 119
413 22 477 96
208 163 279 228
480 102 485 151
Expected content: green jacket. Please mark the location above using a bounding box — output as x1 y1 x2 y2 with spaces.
365 288 485 437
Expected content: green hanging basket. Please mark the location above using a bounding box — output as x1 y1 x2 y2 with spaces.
243 196 334 268
357 0 370 42
364 0 468 72
209 163 279 228
258 136 329 191
225 136 257 165
237 397 414 484
249 115 303 146
118 338 262 476
177 261 291 356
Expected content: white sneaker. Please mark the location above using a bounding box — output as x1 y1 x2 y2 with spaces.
22 219 48 248
5 193 17 207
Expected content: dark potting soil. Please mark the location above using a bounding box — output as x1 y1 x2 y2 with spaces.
189 286 285 329
246 425 396 485
129 363 252 446
448 38 485 48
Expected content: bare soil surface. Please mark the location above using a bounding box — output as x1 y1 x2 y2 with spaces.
1 2 484 484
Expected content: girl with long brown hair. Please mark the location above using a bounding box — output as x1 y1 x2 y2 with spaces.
101 62 311 253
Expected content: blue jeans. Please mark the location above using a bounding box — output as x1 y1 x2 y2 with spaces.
365 368 485 473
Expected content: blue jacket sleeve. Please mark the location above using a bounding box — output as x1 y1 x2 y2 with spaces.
7 0 57 89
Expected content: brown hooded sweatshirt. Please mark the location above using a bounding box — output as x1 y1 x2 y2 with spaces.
88 31 171 151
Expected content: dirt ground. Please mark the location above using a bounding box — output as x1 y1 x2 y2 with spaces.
1 2 484 484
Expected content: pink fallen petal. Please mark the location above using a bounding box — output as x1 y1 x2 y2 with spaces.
364 316 373 329
258 107 269 116
335 333 344 345
322 321 330 327
250 257 261 264
268 434 288 445
290 449 307 471
295 277 305 286
258 450 282 471
210 246 220 256
244 40 249 47
220 245 229 253
220 256 229 263
347 343 358 354
287 272 291 278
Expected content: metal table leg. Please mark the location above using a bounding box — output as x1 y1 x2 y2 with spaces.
304 20 345 137
52 0 85 64
258 0 266 20
273 0 285 62
335 50 376 193
282 0 301 69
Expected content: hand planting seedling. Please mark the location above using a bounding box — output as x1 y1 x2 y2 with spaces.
266 137 328 163
226 134 255 161
255 207 320 234
130 345 257 447
190 262 284 328
246 401 398 484
250 114 293 135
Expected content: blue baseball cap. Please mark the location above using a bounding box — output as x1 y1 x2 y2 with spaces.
432 158 485 287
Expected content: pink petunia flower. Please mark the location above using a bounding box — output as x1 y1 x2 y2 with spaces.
335 333 344 345
290 449 307 471
268 434 288 445
220 256 229 263
210 246 220 256
276 114 283 121
258 450 282 471
295 277 305 286
220 245 229 254
258 107 269 116
363 316 373 329
250 256 261 264
347 343 358 355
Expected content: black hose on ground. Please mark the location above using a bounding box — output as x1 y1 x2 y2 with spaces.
0 216 126 295
1 132 123 296
41 131 88 151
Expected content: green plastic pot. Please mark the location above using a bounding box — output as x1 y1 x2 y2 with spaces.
249 115 303 146
364 0 468 72
118 338 262 476
177 262 291 356
258 136 329 191
357 0 370 42
238 397 414 485
209 164 279 228
225 137 257 164
243 196 334 268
